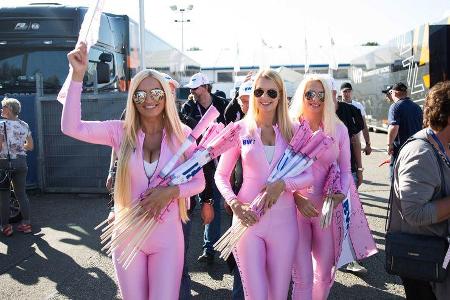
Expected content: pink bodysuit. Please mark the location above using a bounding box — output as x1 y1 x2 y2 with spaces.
214 120 313 300
61 80 205 300
291 122 351 300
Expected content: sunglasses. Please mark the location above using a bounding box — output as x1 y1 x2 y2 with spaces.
133 89 165 104
253 88 278 99
304 90 325 102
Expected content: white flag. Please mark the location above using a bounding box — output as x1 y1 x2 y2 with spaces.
329 35 338 71
233 42 240 73
304 35 309 74
57 0 106 104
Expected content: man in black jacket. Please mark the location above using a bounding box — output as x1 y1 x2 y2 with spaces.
180 72 228 264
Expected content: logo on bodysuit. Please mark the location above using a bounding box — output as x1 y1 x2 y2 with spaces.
242 137 255 146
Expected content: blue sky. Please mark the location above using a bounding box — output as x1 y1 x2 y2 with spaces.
2 0 449 52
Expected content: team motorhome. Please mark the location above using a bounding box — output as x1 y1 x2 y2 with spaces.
349 17 450 132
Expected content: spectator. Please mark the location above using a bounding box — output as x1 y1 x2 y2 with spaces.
0 97 34 236
335 85 365 190
340 82 372 155
180 72 228 264
389 81 450 300
387 82 423 178
224 80 252 125
382 85 394 103
214 90 227 100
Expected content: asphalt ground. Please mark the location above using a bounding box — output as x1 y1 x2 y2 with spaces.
0 131 406 299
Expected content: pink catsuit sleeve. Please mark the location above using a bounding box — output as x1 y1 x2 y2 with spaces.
61 80 122 147
214 139 241 204
337 123 352 195
283 167 313 192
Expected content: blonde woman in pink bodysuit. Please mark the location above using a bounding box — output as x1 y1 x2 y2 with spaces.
290 76 350 300
61 42 205 300
215 69 313 299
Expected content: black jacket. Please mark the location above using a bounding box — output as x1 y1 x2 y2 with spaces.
179 94 228 129
179 93 228 202
336 101 364 173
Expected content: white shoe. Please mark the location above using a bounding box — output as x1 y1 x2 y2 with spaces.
346 261 367 273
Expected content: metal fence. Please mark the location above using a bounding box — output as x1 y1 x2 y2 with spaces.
36 92 127 193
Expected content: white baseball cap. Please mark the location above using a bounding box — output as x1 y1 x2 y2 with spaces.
238 80 253 97
159 71 180 89
184 72 210 89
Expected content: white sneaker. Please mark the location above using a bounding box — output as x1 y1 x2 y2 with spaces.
346 261 367 273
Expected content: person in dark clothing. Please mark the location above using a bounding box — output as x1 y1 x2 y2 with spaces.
387 82 423 177
180 72 228 265
225 96 244 125
214 90 227 100
336 101 365 175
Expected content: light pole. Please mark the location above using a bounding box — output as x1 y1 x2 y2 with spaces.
170 5 193 54
139 0 145 70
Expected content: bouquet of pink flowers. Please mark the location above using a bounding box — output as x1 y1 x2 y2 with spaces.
214 121 333 260
95 106 241 268
320 163 341 229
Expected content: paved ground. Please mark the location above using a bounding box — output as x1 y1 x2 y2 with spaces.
0 131 405 299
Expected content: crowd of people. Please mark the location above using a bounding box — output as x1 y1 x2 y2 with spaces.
1 40 449 300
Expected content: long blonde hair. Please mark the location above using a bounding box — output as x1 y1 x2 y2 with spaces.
115 69 189 222
290 75 341 138
244 69 293 142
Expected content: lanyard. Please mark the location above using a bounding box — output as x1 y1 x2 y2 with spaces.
196 103 203 118
197 102 213 119
428 128 450 164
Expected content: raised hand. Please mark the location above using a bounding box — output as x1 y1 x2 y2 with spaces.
67 42 88 82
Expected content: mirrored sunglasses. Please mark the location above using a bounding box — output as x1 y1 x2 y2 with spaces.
305 90 325 102
133 89 165 104
253 88 278 99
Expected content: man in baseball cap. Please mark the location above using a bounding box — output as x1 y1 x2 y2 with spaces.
382 85 394 102
381 85 393 94
180 72 228 265
184 72 210 89
340 82 372 157
391 82 408 92
340 82 353 92
237 80 252 114
387 82 422 178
